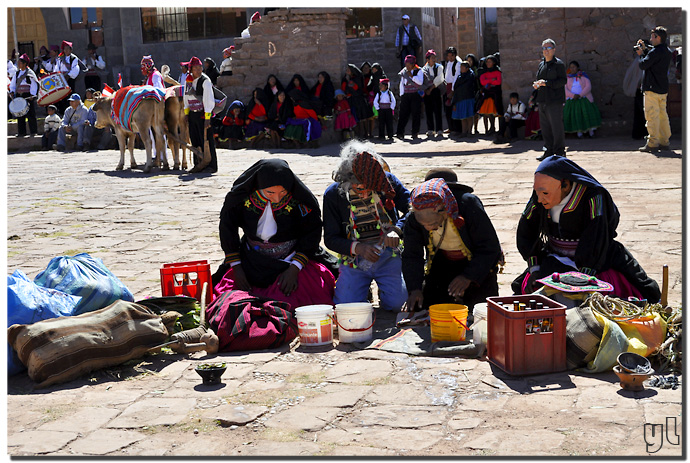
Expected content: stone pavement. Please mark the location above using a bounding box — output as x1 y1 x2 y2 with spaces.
5 134 683 456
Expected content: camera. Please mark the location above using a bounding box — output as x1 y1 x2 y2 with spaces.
634 39 650 53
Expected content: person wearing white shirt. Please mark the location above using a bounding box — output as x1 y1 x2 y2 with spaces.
84 43 106 91
56 41 81 115
396 55 425 140
140 55 165 91
422 50 445 138
495 92 527 143
9 54 39 136
373 78 396 140
42 45 60 73
220 46 234 76
442 47 462 134
183 56 217 173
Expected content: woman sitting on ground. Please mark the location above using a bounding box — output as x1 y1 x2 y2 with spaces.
267 90 294 147
310 71 335 116
284 88 322 144
263 74 285 108
214 159 336 308
219 100 246 143
244 88 270 140
513 155 661 302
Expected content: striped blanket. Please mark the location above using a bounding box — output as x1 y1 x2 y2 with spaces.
111 85 165 132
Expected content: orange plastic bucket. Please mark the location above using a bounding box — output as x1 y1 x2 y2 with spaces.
429 304 469 342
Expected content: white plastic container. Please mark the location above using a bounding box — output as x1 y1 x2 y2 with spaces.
471 303 488 347
295 304 334 346
334 302 374 343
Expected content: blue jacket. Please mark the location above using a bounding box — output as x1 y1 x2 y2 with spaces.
323 172 410 256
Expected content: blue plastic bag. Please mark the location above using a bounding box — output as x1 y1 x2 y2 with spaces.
7 270 82 375
34 253 134 315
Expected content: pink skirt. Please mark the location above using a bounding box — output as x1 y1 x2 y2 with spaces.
213 260 335 311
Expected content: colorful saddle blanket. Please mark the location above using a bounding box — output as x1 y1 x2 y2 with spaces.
111 85 165 132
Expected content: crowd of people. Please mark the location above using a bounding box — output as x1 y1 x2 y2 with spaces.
8 24 676 161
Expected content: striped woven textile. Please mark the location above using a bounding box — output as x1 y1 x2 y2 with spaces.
111 85 165 132
7 300 168 389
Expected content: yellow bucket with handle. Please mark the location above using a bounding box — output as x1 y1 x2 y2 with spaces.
429 304 469 342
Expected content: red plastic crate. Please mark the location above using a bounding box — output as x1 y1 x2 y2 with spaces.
486 294 567 376
160 260 212 305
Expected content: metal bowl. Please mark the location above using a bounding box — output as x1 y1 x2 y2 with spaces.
617 352 652 375
195 362 227 385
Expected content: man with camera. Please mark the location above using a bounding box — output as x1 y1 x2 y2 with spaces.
395 14 422 69
636 26 673 153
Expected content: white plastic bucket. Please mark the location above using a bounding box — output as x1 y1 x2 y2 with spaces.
334 302 374 343
295 305 334 346
471 303 488 346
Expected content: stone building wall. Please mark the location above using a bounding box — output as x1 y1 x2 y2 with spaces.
220 8 349 104
498 8 683 134
455 8 480 58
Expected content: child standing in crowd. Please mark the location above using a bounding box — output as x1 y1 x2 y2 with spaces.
495 92 527 143
476 55 503 135
219 46 234 76
42 104 61 150
373 78 396 140
465 53 480 135
451 62 476 138
422 49 445 138
333 89 357 140
564 60 601 138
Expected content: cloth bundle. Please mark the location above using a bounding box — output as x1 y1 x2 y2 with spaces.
206 290 298 352
7 300 167 388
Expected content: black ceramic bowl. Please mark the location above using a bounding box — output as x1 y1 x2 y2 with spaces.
617 352 652 374
195 362 227 385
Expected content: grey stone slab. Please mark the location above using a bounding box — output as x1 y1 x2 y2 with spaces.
67 429 145 455
255 360 324 377
107 398 197 428
38 407 121 433
463 429 565 454
367 383 452 406
345 405 446 429
231 440 322 456
7 430 79 454
324 359 394 384
202 404 269 426
263 405 341 431
301 385 370 408
448 417 483 430
319 427 444 451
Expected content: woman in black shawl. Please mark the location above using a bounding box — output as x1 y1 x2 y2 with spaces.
263 74 285 108
245 87 270 139
284 73 310 95
342 64 374 138
310 71 335 116
512 155 661 302
203 57 220 86
214 159 336 308
267 90 294 146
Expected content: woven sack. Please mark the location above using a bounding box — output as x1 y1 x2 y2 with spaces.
7 300 167 388
565 305 604 369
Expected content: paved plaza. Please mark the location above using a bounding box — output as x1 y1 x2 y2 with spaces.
6 134 683 456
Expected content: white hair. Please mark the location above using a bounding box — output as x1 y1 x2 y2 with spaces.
332 139 385 191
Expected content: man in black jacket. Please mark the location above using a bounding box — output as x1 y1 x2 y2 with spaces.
534 39 567 161
636 26 673 152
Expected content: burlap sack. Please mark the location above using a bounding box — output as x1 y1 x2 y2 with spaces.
7 300 167 388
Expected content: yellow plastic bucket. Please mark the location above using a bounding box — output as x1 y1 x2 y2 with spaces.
429 304 469 342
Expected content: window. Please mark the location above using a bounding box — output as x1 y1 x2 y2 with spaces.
346 8 382 39
70 8 101 30
141 8 246 43
422 8 437 26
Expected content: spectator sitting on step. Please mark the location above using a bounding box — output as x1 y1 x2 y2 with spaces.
285 73 310 95
310 71 335 116
42 104 61 150
244 88 270 140
267 90 294 146
263 74 285 108
219 100 246 142
55 93 91 152
285 88 322 144
494 92 527 144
